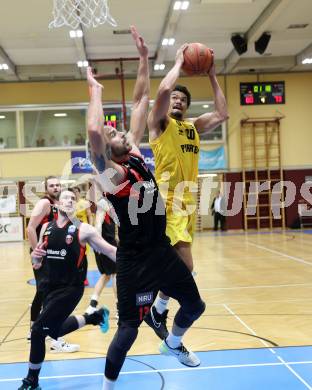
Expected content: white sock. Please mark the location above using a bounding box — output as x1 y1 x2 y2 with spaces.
166 332 182 349
154 297 169 314
91 293 99 302
102 377 116 390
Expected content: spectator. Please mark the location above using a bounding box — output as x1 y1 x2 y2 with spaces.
0 137 6 149
62 135 71 147
211 190 226 231
47 135 57 147
74 133 85 145
36 135 45 147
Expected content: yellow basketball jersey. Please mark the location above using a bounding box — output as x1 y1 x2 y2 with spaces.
75 198 89 223
150 117 199 199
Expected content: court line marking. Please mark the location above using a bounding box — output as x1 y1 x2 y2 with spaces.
3 360 312 382
224 304 312 390
248 242 312 267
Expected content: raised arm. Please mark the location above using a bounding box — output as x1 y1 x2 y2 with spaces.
87 67 126 186
192 62 229 135
79 223 116 262
128 25 150 147
148 44 187 141
27 199 51 250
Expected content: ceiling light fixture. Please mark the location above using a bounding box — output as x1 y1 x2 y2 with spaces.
0 115 6 119
203 104 209 108
174 1 189 10
162 38 175 46
69 30 83 38
54 113 67 117
154 64 165 71
0 64 9 70
77 60 88 67
302 58 312 64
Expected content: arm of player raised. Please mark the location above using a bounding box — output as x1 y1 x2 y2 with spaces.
80 223 116 262
30 222 48 269
87 67 126 186
27 199 50 250
192 62 229 135
148 44 187 141
128 25 150 147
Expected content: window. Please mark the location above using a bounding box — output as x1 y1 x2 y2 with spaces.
0 112 17 148
23 109 87 148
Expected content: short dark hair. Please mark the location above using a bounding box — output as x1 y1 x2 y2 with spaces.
172 85 191 107
72 186 81 193
44 176 58 190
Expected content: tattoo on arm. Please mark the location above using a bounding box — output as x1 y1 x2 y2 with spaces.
92 153 106 173
91 145 112 173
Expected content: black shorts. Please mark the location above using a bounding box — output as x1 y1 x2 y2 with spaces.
116 242 201 327
95 251 116 275
36 285 84 339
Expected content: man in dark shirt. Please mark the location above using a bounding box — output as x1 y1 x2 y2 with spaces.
18 189 116 390
87 26 205 390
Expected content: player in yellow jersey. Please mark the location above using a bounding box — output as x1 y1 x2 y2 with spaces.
145 44 228 338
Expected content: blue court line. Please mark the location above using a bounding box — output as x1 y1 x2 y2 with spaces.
2 346 312 389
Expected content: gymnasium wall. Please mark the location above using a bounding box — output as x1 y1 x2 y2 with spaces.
0 71 311 179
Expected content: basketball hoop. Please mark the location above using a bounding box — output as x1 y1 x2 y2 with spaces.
49 0 117 29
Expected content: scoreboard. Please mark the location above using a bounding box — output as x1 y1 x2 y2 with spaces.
240 81 285 105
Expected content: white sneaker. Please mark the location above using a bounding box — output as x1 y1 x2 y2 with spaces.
50 338 80 353
159 340 200 367
85 305 98 315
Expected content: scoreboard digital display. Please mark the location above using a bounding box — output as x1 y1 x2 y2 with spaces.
104 113 118 128
240 81 285 105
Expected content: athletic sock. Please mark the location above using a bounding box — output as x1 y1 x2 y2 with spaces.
154 297 169 315
26 367 41 385
102 377 116 390
90 294 99 308
166 332 182 349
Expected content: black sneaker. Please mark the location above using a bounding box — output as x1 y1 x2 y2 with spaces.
84 306 110 333
18 378 41 390
144 306 169 340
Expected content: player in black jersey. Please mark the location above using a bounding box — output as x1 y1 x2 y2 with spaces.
26 176 78 352
18 189 117 390
87 26 205 390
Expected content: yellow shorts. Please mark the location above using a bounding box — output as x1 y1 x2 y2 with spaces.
165 196 196 246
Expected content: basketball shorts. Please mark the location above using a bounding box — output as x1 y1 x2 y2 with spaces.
165 195 196 246
116 242 201 328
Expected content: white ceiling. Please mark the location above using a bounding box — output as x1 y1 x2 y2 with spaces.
0 0 311 82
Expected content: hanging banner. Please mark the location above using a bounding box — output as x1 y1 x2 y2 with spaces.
0 217 23 242
0 195 17 214
71 150 93 174
199 146 226 171
139 148 155 172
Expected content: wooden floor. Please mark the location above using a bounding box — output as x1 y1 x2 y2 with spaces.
1 230 312 364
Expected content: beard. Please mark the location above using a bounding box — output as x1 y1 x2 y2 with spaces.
170 110 183 120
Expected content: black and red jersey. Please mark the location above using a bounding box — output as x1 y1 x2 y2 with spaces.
35 196 58 240
107 153 168 251
39 220 87 292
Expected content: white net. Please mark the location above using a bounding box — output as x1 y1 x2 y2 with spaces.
49 0 117 29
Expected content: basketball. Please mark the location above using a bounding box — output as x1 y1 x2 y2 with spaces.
182 43 213 76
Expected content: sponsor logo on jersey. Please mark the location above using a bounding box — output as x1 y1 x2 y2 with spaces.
65 234 73 245
46 248 67 259
68 225 76 233
60 249 67 257
180 144 199 154
136 291 153 306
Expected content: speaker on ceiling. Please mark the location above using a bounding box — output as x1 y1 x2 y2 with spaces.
255 32 271 54
231 34 248 55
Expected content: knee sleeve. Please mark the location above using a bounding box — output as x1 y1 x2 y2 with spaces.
174 299 206 329
105 325 138 381
29 322 48 364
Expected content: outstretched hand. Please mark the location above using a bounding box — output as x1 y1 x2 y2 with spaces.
175 43 188 65
207 49 216 76
87 67 103 89
130 25 148 57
